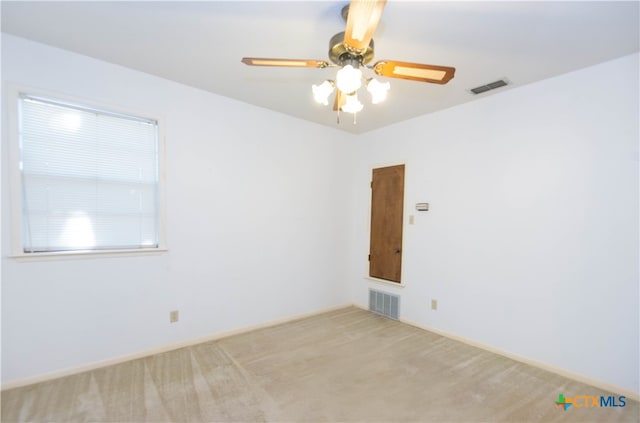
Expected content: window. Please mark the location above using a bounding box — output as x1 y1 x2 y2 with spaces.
14 93 164 255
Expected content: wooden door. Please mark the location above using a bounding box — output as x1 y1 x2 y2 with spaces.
369 164 405 283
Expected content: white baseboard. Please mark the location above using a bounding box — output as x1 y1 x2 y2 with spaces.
407 320 640 401
1 303 352 391
5 302 638 402
404 319 639 401
352 303 639 401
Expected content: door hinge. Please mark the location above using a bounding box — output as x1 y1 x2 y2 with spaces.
368 254 371 261
370 181 373 188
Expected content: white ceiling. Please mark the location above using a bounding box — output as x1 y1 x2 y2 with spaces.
2 1 639 134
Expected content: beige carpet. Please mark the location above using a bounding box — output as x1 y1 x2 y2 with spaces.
1 306 638 422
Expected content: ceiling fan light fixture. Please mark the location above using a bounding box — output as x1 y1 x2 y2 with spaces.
312 80 335 105
341 93 364 114
366 78 390 104
336 64 363 94
244 0 455 125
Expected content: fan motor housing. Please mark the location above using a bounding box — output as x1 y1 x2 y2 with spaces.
328 31 374 66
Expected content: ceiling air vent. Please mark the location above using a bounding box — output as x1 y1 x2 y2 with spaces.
470 79 508 95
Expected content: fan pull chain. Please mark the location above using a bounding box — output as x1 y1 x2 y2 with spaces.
335 110 358 125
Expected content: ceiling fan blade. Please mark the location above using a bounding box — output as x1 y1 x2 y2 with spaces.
343 0 387 54
333 89 346 111
373 60 456 84
241 57 329 68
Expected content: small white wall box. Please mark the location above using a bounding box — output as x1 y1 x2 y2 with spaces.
416 203 429 211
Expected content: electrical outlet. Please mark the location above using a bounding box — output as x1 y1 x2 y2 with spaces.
169 310 179 323
431 299 438 311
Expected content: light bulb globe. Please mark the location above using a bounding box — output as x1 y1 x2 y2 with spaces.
312 80 335 105
367 78 390 104
336 65 363 94
341 93 364 114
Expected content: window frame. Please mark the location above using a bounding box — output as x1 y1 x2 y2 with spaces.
7 85 167 259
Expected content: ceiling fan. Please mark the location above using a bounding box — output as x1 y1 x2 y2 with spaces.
241 0 456 120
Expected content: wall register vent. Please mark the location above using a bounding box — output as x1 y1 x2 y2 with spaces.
470 79 508 95
369 289 400 320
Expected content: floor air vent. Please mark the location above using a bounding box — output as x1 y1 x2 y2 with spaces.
470 79 508 95
369 289 400 320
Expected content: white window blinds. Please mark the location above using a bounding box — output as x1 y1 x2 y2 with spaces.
19 94 160 253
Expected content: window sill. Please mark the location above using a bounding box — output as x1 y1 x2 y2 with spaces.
9 247 168 261
364 276 406 288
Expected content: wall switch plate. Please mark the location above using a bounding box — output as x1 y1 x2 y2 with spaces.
431 299 438 311
169 310 179 323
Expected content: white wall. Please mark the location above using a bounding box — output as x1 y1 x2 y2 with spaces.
1 35 350 385
345 53 639 394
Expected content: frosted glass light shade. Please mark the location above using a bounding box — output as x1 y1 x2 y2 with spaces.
367 78 390 104
341 93 364 114
336 65 362 94
312 80 335 105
